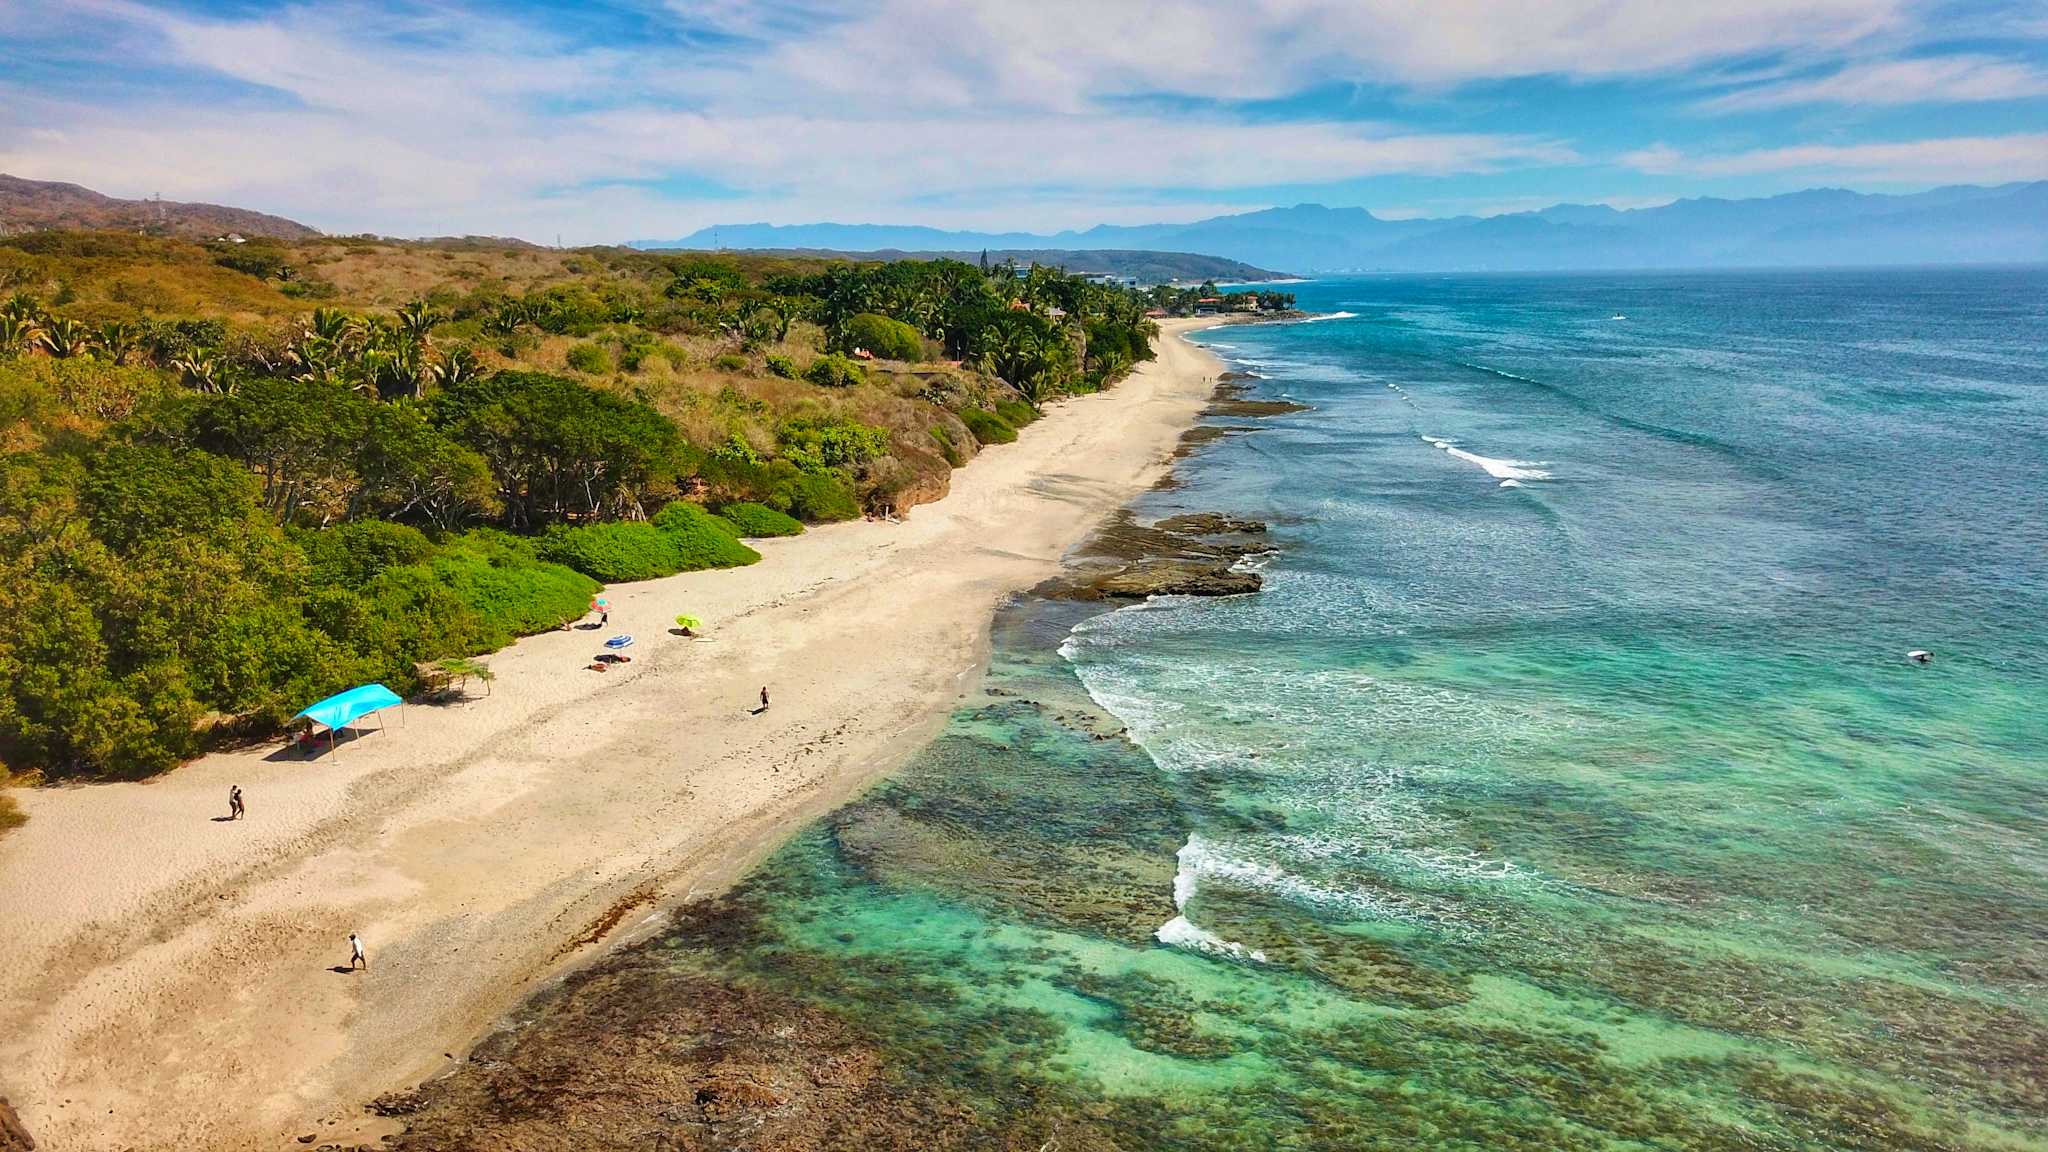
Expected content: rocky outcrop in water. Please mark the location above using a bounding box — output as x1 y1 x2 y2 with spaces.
1047 510 1272 601
385 905 1000 1151
1204 375 1309 419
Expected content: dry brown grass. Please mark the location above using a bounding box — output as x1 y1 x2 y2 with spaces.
303 241 591 307
3 231 1030 512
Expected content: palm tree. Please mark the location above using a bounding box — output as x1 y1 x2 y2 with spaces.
170 352 226 393
1 293 43 323
307 307 360 344
0 314 44 358
431 345 483 386
485 301 529 336
39 318 95 359
394 300 441 345
95 321 142 365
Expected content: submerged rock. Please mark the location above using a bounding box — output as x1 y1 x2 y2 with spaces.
1069 560 1263 600
1047 509 1273 601
1205 398 1309 418
1154 513 1266 536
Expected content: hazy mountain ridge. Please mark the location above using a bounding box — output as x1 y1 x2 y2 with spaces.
632 246 1287 282
642 183 2048 272
0 174 319 241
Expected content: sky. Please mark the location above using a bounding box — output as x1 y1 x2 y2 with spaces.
2 0 2046 243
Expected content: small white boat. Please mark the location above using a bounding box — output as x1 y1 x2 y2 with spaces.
1610 313 1628 321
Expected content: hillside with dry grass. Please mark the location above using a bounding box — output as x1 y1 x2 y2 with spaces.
0 229 1260 781
0 174 319 241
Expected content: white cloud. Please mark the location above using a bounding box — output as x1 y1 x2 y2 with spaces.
0 0 2028 241
657 0 1913 117
1621 133 2048 182
0 0 1591 241
1698 55 2048 110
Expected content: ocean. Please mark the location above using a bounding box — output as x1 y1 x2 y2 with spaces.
407 269 2048 1150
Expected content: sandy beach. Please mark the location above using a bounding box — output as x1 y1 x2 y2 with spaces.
0 322 1220 1151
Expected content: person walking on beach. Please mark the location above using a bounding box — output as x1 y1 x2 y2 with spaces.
228 785 244 821
758 685 770 713
349 932 367 970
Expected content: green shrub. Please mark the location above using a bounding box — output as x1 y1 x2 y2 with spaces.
764 353 799 379
995 400 1039 428
778 416 888 472
929 425 963 467
0 357 168 425
0 792 22 836
836 313 923 361
650 501 762 569
432 539 596 641
781 472 860 522
565 341 613 374
716 501 804 538
84 444 262 552
537 521 684 583
298 520 436 588
960 408 1017 446
713 352 748 372
804 353 866 388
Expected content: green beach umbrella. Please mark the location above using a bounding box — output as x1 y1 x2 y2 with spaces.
674 614 703 630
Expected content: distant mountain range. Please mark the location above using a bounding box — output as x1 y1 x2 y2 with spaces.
0 174 318 241
637 183 2048 273
665 247 1284 282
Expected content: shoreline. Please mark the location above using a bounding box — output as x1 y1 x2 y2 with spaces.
0 320 1223 1152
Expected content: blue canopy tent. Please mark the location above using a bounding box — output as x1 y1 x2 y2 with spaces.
292 684 402 754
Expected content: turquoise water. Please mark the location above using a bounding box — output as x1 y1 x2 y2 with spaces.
684 271 2047 1148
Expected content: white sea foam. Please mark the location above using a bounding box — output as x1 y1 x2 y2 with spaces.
1499 479 1524 488
1298 310 1358 323
1156 916 1265 960
1156 836 1269 961
1419 435 1552 482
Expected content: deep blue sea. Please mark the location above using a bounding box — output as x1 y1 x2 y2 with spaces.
483 269 2048 1150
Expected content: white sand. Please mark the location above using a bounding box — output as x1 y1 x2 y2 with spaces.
0 322 1221 1151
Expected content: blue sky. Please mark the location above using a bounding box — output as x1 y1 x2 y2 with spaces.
3 0 2045 242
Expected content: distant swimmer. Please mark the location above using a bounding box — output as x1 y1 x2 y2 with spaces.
1907 650 1933 665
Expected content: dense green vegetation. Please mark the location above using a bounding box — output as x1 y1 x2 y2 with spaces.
0 233 1163 781
833 312 924 361
1142 281 1295 317
716 502 804 538
960 408 1018 445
